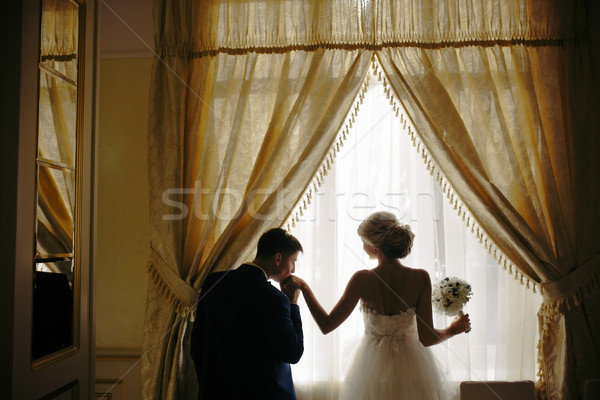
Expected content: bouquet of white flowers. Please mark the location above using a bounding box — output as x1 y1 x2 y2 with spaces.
432 276 472 317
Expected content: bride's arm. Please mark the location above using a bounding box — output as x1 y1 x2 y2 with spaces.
285 271 365 335
416 270 470 347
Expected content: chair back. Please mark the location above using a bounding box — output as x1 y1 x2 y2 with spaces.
460 380 535 400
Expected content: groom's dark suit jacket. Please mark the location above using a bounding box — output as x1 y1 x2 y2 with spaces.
191 264 304 400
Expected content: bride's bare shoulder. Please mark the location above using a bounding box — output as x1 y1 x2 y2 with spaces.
352 269 373 280
348 269 378 286
412 267 430 276
403 267 431 284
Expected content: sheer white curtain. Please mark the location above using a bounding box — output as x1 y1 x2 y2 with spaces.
290 69 542 400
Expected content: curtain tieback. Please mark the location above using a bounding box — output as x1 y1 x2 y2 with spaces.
541 251 600 311
147 248 200 314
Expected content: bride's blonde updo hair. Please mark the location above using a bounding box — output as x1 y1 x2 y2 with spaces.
357 211 415 259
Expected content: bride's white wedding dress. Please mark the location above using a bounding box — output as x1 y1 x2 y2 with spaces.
339 304 447 400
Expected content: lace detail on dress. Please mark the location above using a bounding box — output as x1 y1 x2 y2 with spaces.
361 305 419 344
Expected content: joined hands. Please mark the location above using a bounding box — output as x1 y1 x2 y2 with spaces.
281 275 303 304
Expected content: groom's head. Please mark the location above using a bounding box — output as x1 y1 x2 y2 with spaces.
255 228 303 282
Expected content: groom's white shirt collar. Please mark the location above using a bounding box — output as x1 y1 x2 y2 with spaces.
246 262 269 280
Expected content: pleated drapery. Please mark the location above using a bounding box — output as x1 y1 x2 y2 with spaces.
143 1 599 399
375 32 600 400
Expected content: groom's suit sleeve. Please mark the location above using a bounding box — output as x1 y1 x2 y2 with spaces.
268 292 304 364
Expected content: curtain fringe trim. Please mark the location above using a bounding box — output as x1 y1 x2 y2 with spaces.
539 265 600 314
283 57 372 230
40 53 77 61
285 55 539 297
146 259 198 317
537 309 552 400
535 255 600 399
372 55 540 294
156 36 588 59
284 55 539 294
535 270 600 400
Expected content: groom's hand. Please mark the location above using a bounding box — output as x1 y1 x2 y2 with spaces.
281 277 301 304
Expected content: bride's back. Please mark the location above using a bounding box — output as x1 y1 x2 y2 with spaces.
356 211 424 315
359 263 425 316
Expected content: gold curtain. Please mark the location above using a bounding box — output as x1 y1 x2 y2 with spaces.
143 0 600 399
375 1 600 398
142 1 373 398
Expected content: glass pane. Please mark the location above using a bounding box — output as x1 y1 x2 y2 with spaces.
32 263 74 359
36 258 74 285
36 165 75 257
40 59 78 83
33 0 80 365
38 68 77 167
40 0 79 82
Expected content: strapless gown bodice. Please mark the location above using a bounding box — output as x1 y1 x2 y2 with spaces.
362 307 419 344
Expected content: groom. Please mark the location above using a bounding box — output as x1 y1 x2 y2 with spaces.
191 228 304 400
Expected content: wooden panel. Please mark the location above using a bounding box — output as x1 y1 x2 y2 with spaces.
39 380 79 400
96 350 141 400
95 379 123 400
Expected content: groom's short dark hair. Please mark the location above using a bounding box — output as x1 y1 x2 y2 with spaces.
256 228 303 258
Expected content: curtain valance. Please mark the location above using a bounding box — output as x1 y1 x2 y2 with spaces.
155 0 589 57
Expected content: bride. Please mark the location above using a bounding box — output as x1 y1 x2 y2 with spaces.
284 211 471 400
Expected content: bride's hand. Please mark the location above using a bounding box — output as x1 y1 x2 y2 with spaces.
282 275 308 291
280 276 301 304
449 313 471 335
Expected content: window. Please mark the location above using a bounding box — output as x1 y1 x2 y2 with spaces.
32 0 83 365
289 68 542 398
